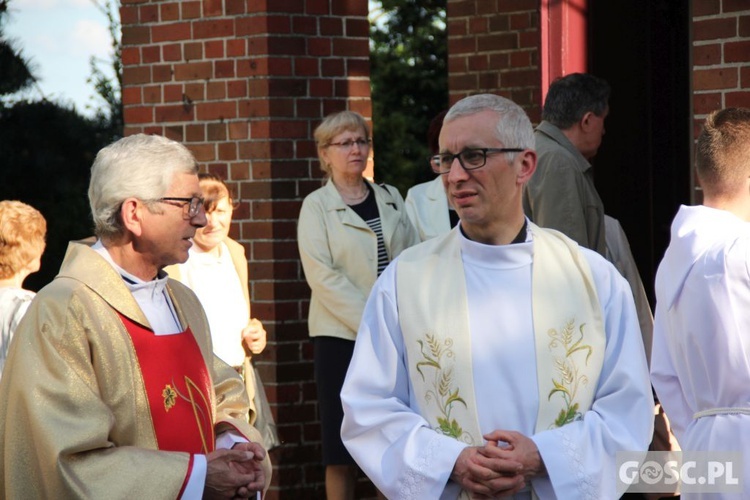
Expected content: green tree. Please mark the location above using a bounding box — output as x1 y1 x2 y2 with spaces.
369 0 448 195
0 101 109 290
0 0 34 96
88 0 123 140
0 0 123 290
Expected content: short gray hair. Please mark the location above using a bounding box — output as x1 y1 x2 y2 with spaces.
88 134 198 239
444 94 535 156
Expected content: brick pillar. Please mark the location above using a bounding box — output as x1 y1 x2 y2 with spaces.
120 1 371 496
446 0 542 121
691 0 750 202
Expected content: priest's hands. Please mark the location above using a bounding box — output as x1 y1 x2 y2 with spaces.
450 430 546 498
482 430 546 482
450 446 525 498
242 318 267 355
204 442 266 499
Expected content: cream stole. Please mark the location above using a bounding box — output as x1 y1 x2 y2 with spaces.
397 223 606 448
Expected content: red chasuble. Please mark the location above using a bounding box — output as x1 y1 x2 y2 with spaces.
119 313 216 454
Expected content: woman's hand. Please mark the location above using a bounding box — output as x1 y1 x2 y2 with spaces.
242 318 267 355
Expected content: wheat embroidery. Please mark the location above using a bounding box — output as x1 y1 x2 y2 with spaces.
547 319 593 428
416 334 469 440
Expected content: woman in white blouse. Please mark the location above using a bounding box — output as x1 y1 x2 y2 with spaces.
166 174 267 420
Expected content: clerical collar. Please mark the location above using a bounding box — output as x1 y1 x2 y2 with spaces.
91 239 181 334
511 219 528 244
458 218 529 244
91 239 173 307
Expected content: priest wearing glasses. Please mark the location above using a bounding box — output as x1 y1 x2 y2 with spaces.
341 94 653 499
0 134 270 499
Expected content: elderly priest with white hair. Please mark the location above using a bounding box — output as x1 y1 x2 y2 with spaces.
0 134 271 499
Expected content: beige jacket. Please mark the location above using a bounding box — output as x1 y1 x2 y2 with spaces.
404 176 452 242
298 179 419 340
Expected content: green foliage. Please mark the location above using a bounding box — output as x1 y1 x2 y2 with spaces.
370 0 447 195
87 0 123 140
0 0 123 291
0 0 35 95
0 100 114 291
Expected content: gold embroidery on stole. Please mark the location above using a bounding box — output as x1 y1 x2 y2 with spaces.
184 376 212 454
547 319 595 428
416 334 469 440
162 385 177 412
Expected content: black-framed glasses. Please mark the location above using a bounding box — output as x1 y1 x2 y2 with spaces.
327 138 371 150
156 196 205 218
431 147 525 174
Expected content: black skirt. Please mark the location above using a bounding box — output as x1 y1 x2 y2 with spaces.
313 336 357 466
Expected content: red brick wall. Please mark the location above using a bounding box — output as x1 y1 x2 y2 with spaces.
692 0 750 133
691 0 750 200
446 0 541 121
120 1 370 497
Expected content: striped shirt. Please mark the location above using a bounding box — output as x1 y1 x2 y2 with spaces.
348 185 389 276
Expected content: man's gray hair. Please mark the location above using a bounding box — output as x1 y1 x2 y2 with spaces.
88 134 198 239
444 93 535 153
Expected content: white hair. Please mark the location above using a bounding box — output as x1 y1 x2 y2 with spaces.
88 134 198 238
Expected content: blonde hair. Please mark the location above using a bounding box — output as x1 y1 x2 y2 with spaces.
313 111 370 176
0 201 47 279
696 108 750 198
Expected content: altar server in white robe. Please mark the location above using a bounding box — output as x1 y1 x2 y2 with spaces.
651 107 750 498
341 93 654 499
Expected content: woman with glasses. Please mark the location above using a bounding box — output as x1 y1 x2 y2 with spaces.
165 174 269 437
297 110 418 499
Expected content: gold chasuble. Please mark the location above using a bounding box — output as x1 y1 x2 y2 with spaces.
397 224 605 462
0 241 271 499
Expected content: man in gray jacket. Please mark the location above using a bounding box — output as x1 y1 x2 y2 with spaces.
523 73 610 256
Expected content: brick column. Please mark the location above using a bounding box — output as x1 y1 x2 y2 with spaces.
120 1 370 496
446 0 542 121
691 0 750 201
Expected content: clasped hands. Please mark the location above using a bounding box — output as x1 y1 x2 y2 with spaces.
450 430 546 498
204 442 266 499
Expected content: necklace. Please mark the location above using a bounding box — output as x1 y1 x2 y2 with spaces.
337 184 369 204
